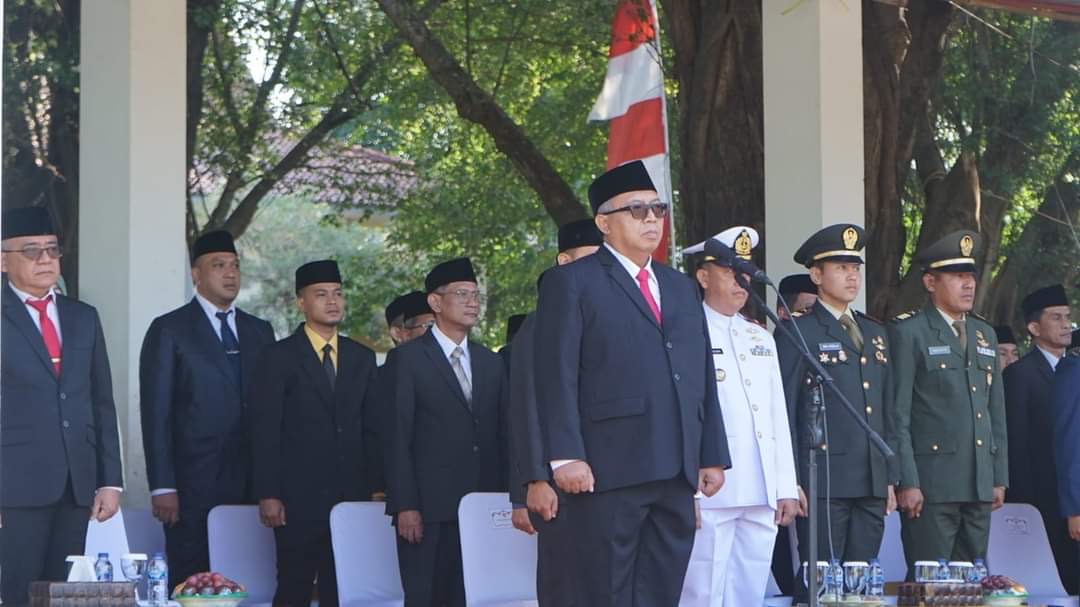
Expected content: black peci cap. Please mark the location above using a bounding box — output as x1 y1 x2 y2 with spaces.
2 207 56 240
295 259 342 293
558 218 603 253
425 257 477 293
190 230 237 265
1021 284 1069 319
587 160 657 213
779 274 818 297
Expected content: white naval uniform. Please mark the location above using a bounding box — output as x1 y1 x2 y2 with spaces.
680 304 799 606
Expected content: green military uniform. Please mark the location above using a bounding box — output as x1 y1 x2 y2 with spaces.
888 230 1008 573
776 224 898 582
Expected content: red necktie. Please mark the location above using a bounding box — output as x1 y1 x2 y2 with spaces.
636 268 661 325
27 296 61 376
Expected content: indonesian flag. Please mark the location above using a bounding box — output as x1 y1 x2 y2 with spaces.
589 0 673 263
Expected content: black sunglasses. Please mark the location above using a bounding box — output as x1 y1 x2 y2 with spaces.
600 202 669 220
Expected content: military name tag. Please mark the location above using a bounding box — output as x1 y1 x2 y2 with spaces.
928 345 951 356
819 342 842 352
750 345 773 357
977 346 995 358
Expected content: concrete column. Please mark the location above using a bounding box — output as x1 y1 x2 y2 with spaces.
80 0 188 506
763 0 865 311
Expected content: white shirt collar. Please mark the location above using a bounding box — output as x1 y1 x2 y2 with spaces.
604 242 655 282
9 283 57 304
431 322 469 361
936 306 966 327
1037 345 1063 371
819 299 854 322
702 300 735 329
195 291 235 317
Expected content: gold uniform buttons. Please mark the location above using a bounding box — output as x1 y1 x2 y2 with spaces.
977 411 983 419
865 406 873 414
932 444 940 451
863 381 871 390
976 439 984 447
860 356 867 365
971 385 977 392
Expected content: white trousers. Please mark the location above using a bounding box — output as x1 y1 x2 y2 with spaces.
679 505 778 607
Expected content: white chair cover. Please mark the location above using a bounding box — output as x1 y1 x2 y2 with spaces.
207 505 277 606
988 503 1072 603
457 493 538 607
328 502 404 607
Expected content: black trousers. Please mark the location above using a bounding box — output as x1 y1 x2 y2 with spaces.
396 521 465 607
794 497 886 602
1036 505 1079 595
770 525 796 595
544 477 695 607
272 520 337 607
0 480 87 607
164 507 212 588
529 505 577 606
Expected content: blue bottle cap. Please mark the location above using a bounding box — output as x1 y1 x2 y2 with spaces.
98 553 109 558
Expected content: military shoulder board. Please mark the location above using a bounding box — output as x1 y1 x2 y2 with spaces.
790 310 805 318
892 309 919 322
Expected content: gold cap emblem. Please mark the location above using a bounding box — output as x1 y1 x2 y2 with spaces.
960 234 974 257
734 230 753 259
843 227 858 250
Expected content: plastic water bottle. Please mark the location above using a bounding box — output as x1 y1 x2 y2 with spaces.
972 558 989 582
933 557 950 578
827 559 844 598
868 559 885 597
147 552 169 606
94 553 113 581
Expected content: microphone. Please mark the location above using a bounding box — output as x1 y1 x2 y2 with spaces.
703 238 774 285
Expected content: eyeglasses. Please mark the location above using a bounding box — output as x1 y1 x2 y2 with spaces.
1 244 63 261
439 288 485 304
600 201 669 220
404 319 435 331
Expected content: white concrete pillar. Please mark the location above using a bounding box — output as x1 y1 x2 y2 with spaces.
763 0 865 311
80 0 188 506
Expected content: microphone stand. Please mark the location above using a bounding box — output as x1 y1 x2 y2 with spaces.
735 274 894 607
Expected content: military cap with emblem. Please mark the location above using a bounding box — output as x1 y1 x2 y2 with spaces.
681 226 759 267
3 206 56 240
295 259 342 293
993 325 1016 346
558 218 604 253
587 160 657 213
916 229 980 273
425 257 477 293
793 223 865 267
1021 284 1069 320
190 230 238 265
778 273 817 297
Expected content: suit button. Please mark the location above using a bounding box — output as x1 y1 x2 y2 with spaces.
732 329 739 336
62 420 70 429
473 445 480 452
976 439 984 447
337 428 343 433
863 381 870 390
932 444 939 451
673 373 681 381
665 341 673 350
865 406 873 414
940 363 947 369
752 404 759 412
756 431 763 439
59 392 67 400
821 444 828 451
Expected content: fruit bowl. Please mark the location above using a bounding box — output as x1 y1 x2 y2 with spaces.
173 595 248 607
172 572 247 607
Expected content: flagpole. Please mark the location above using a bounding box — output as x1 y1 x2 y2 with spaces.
650 0 678 270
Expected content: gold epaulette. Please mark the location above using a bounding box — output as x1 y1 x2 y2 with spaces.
892 309 919 322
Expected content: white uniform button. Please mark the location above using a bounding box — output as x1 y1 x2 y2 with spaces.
757 431 763 439
739 354 746 361
744 378 752 386
865 406 873 414
976 439 984 447
752 404 759 412
863 381 870 389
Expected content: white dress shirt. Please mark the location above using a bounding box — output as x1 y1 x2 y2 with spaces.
1038 345 1063 371
700 303 799 509
195 292 238 342
431 322 472 384
9 284 62 344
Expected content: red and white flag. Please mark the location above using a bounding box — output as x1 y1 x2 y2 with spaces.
589 0 674 263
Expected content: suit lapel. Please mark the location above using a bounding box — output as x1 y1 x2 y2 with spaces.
598 246 661 332
1029 349 1055 381
294 325 335 408
655 266 678 333
235 310 263 392
188 299 239 389
924 303 966 364
3 283 59 379
423 331 470 410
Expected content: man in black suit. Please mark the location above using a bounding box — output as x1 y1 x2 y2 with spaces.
506 219 601 604
1004 283 1075 593
251 260 379 607
994 325 1019 370
387 257 508 607
533 161 730 606
139 230 276 586
385 291 435 348
0 207 123 606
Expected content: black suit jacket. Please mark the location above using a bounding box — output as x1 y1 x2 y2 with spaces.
386 329 508 523
1004 348 1059 511
776 301 897 499
250 325 379 522
139 299 275 511
1 281 123 507
533 246 730 492
507 313 547 506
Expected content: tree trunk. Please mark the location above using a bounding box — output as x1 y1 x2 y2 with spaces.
663 0 763 247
